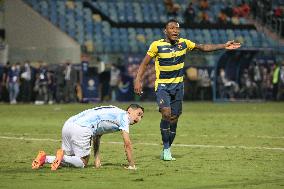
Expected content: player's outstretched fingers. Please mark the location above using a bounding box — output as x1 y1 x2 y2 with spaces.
124 165 137 170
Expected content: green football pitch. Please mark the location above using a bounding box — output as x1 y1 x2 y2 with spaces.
0 102 283 189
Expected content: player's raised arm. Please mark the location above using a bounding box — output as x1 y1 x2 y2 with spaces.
194 40 241 52
134 54 152 96
93 135 102 168
121 130 136 170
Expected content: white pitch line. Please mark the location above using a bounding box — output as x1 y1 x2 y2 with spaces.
0 136 60 142
1 136 284 152
133 134 284 139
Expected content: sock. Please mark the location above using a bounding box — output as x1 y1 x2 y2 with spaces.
62 155 85 168
45 156 56 164
169 122 177 147
160 119 170 149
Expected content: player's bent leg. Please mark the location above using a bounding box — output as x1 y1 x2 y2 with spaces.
32 151 46 169
81 155 90 167
61 155 86 168
51 149 64 171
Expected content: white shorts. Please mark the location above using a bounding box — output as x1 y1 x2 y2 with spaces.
61 120 93 158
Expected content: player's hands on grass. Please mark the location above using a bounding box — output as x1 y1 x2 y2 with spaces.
94 159 101 168
225 40 241 50
134 79 143 96
124 165 137 170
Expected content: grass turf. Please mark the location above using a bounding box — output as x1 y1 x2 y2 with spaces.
0 102 283 189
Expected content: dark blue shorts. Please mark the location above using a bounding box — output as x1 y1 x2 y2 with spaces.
156 85 184 116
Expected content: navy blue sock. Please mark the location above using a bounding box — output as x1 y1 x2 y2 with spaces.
169 122 177 147
160 119 170 149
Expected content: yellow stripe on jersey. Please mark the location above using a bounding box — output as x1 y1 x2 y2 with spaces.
158 49 187 59
159 62 184 71
155 77 184 90
156 76 183 84
147 38 195 91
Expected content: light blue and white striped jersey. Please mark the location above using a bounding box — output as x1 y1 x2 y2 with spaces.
67 106 130 135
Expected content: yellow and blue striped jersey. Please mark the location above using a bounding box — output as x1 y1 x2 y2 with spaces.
147 38 195 91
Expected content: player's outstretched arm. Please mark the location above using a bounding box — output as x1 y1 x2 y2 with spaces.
194 40 241 52
121 131 136 170
134 54 152 96
93 135 102 168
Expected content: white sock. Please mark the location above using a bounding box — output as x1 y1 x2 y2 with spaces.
45 156 56 164
62 155 85 168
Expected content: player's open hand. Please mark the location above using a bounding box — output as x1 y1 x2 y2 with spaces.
94 160 101 168
225 40 241 50
134 80 143 96
124 165 137 170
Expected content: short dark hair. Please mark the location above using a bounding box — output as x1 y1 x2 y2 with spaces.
165 19 179 28
126 104 144 112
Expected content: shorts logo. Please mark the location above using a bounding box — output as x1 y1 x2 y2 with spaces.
160 99 164 104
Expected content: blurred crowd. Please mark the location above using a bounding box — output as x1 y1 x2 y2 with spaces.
0 61 79 104
217 61 284 101
1 59 284 104
250 0 284 37
186 62 284 101
216 62 284 100
164 0 251 25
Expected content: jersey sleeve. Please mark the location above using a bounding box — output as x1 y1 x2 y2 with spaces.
147 41 158 58
119 114 130 133
185 39 196 51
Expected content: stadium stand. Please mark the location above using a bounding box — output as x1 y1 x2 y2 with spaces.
1 0 283 103
23 0 281 55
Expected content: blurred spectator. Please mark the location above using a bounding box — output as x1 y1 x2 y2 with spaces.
239 68 257 99
7 63 20 104
141 64 156 101
164 0 180 16
272 64 280 100
260 66 273 100
233 0 250 17
199 0 209 10
223 3 234 17
200 11 210 24
109 64 120 102
55 64 65 103
184 66 198 100
47 70 55 104
34 61 49 104
184 2 195 26
197 68 212 100
253 62 262 98
20 61 32 103
274 6 283 17
277 62 284 100
218 68 239 99
99 67 110 102
63 61 77 103
218 10 228 24
1 61 10 102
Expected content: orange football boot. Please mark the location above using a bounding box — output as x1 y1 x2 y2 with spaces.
51 149 64 171
32 151 46 169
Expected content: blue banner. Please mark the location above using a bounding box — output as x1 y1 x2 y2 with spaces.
116 74 134 101
81 64 99 102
